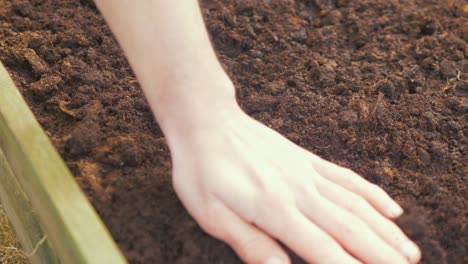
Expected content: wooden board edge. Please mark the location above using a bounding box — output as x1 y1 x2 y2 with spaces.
0 62 127 264
0 147 59 264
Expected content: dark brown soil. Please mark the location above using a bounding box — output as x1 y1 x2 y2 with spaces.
0 0 467 263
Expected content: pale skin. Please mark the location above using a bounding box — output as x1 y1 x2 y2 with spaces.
94 1 422 263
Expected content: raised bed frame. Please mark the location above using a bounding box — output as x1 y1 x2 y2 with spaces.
0 62 127 263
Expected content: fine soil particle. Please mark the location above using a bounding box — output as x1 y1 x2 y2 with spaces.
0 0 467 263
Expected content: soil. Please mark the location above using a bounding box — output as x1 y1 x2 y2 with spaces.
0 0 466 263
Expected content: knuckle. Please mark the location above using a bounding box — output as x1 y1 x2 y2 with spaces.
236 234 266 262
197 218 218 237
345 195 367 213
338 167 358 183
197 204 224 235
296 184 321 209
256 188 289 211
342 218 367 237
297 184 319 199
251 188 291 230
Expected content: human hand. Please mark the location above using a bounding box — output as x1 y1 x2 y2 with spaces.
94 1 419 262
166 102 421 264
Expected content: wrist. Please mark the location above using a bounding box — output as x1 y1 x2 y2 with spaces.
145 75 240 144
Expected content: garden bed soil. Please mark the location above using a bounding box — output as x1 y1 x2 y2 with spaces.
0 0 467 263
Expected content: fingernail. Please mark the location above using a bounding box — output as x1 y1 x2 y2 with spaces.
265 257 284 264
401 242 421 262
389 203 404 218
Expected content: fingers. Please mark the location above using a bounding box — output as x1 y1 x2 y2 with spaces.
297 190 409 264
196 201 289 264
310 156 404 219
253 196 361 264
315 178 422 263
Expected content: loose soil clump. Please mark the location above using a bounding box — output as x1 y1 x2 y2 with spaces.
0 0 466 263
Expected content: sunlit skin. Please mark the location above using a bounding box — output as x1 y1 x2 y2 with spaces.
94 1 421 263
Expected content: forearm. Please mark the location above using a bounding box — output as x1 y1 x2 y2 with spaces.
94 0 236 136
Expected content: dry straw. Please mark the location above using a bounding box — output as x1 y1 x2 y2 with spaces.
0 205 29 264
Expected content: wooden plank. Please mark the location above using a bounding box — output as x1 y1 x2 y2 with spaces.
0 61 127 264
0 147 59 264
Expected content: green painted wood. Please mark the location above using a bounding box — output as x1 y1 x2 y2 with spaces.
0 147 59 264
0 62 127 264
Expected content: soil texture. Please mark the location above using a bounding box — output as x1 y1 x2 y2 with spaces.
0 0 467 263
